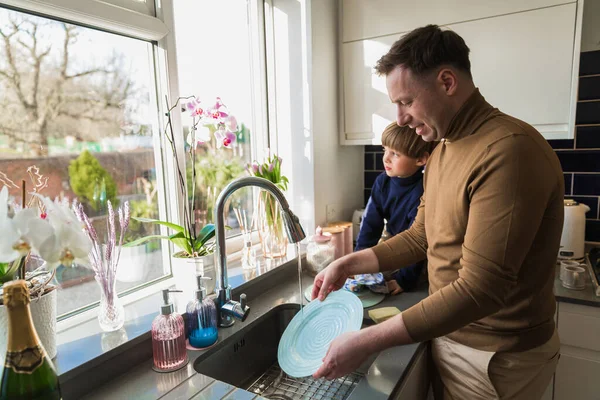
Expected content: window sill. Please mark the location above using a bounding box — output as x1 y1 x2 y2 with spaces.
55 243 306 385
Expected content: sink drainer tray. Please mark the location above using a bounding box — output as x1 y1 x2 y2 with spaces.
247 362 363 400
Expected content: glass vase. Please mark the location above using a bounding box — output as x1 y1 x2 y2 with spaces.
257 190 288 259
98 280 125 332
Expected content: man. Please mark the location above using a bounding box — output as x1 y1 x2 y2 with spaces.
311 25 563 399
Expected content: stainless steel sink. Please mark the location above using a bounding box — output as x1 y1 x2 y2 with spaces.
193 304 363 400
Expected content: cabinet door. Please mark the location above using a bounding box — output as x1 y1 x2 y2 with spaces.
448 3 577 139
554 353 600 400
340 3 578 144
342 0 572 43
341 37 397 143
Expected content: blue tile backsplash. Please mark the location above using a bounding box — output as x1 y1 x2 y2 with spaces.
363 50 600 242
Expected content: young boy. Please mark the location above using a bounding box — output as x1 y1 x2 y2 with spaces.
355 122 436 294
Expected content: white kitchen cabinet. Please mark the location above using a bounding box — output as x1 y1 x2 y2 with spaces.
339 1 582 144
554 353 600 399
554 301 600 400
341 0 572 43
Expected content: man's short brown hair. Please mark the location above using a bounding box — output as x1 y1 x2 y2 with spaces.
375 24 472 79
381 123 436 158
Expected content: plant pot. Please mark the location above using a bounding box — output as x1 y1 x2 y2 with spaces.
171 253 216 313
116 244 149 283
0 288 57 364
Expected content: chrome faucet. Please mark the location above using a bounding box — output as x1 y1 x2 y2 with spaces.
214 176 306 327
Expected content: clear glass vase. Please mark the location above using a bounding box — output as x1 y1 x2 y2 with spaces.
98 281 125 332
257 190 288 259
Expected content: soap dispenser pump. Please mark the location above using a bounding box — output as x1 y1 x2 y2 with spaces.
186 275 218 349
151 289 188 372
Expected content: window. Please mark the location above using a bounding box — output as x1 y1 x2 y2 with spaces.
0 0 271 321
171 0 267 237
0 6 167 318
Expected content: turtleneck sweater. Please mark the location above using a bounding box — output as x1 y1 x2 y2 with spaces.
372 89 564 352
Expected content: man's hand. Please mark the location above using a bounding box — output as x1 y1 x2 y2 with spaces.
312 249 381 301
313 312 414 381
312 331 370 380
311 259 349 301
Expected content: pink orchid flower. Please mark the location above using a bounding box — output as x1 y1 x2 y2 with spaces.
206 97 229 121
214 128 237 149
185 98 200 112
225 115 238 132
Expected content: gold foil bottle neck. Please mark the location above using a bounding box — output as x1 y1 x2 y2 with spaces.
2 280 30 308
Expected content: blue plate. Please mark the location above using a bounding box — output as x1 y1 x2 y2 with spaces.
278 290 363 378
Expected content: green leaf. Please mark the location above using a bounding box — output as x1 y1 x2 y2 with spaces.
124 235 172 247
169 232 193 255
194 224 216 251
133 217 185 233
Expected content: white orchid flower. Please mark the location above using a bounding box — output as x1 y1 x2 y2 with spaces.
186 125 212 150
0 187 52 264
35 195 92 270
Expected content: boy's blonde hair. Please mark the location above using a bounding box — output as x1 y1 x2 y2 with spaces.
381 122 436 158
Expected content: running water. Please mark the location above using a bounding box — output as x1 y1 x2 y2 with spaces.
296 243 304 318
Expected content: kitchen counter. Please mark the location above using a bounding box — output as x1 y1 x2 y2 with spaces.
79 259 429 400
554 256 600 308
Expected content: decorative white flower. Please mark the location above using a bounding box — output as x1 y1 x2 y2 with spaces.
35 195 92 269
0 187 51 263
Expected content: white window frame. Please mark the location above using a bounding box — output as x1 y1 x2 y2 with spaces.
0 0 273 329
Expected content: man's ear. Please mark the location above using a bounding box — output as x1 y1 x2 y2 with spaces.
437 68 458 96
415 152 429 167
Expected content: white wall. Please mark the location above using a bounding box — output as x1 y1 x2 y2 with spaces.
270 0 316 235
581 0 600 52
310 0 363 227
271 0 363 234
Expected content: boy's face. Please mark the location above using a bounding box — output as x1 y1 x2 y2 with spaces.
382 147 423 178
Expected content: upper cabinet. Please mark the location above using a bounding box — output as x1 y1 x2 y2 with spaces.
339 0 583 145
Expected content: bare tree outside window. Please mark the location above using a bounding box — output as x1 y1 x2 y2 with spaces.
0 7 165 317
0 13 144 157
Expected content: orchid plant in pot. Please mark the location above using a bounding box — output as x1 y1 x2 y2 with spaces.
246 152 289 258
124 96 238 311
0 179 93 361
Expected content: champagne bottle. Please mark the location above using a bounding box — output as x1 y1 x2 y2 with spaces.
1 280 62 400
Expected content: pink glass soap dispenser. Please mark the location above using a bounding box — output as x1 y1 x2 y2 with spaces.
151 289 188 372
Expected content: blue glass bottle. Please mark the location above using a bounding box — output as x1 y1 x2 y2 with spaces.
186 275 218 349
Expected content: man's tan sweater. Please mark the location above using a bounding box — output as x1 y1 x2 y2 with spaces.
372 90 564 352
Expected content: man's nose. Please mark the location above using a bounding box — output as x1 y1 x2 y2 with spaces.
396 108 411 127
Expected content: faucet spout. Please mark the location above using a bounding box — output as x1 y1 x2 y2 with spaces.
213 176 306 327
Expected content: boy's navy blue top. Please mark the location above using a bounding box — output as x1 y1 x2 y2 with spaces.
356 168 425 290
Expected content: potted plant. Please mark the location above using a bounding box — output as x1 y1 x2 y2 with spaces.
0 173 93 362
124 96 239 312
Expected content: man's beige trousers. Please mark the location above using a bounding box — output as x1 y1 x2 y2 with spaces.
431 330 560 399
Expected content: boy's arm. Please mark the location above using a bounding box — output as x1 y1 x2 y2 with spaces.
355 179 386 251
